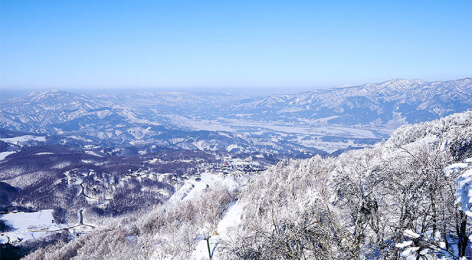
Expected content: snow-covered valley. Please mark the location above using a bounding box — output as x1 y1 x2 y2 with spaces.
1 79 472 259
4 110 470 259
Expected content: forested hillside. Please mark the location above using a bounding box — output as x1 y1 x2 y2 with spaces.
25 111 472 259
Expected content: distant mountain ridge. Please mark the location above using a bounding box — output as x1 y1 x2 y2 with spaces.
0 78 470 154
0 90 113 130
0 90 325 156
227 78 472 127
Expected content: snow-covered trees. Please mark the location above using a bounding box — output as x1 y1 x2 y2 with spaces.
23 111 472 259
223 111 472 259
24 182 237 260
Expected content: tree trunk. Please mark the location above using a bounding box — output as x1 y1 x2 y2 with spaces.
457 211 468 257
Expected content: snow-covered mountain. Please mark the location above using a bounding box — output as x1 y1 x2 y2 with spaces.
1 90 104 126
96 91 245 119
227 78 472 126
21 111 472 259
2 78 472 258
0 78 471 155
0 90 143 134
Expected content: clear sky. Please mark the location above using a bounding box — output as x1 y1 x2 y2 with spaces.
1 0 471 91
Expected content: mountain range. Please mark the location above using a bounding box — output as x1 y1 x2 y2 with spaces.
226 78 472 125
1 77 472 259
0 78 471 154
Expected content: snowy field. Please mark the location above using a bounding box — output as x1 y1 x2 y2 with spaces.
0 135 46 145
0 209 65 244
163 115 386 152
0 151 16 160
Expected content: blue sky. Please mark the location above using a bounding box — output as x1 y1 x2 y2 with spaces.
1 0 471 91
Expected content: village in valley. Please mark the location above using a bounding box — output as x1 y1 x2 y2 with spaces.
127 153 268 183
0 149 270 247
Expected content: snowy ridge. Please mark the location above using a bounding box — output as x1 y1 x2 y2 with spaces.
228 78 472 126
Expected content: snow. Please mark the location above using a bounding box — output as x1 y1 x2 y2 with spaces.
0 135 46 145
404 229 421 239
117 108 160 125
52 161 71 169
162 114 383 153
35 152 54 155
163 171 248 259
192 239 213 260
164 115 235 132
445 163 469 176
226 144 239 152
456 169 472 218
396 241 413 248
445 158 472 219
191 201 244 259
217 202 243 237
169 172 240 204
84 150 103 157
400 247 420 258
0 151 16 160
0 209 65 244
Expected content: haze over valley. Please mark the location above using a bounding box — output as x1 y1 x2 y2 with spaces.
1 0 471 259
